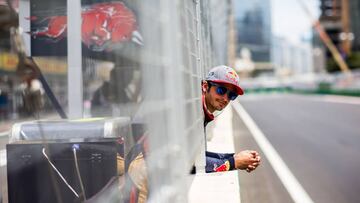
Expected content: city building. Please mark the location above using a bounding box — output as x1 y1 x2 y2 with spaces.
272 36 318 76
349 0 360 52
233 0 272 76
314 0 360 72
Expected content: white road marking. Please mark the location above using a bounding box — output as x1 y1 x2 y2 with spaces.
0 149 6 167
232 101 314 203
321 95 360 105
290 94 360 105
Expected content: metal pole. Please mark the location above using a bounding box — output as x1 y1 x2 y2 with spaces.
19 0 31 56
194 0 206 174
67 0 83 118
227 0 236 68
341 0 351 55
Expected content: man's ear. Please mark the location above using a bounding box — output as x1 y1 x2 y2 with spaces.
201 81 208 93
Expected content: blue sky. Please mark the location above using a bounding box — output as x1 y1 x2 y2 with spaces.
271 0 320 43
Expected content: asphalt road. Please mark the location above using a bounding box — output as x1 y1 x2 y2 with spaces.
237 93 360 203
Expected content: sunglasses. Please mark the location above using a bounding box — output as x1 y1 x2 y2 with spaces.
208 82 238 101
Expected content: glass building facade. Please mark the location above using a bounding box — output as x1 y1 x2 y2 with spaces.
234 0 271 62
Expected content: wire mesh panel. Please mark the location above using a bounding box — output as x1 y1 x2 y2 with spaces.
138 0 231 202
209 0 231 66
6 0 232 202
180 0 205 170
139 1 190 201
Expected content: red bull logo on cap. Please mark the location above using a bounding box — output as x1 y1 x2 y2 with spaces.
225 69 239 84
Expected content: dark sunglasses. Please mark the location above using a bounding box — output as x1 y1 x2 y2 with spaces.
208 82 238 101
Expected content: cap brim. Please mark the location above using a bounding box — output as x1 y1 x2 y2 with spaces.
210 80 244 95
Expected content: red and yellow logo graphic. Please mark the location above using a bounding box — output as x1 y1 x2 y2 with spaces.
214 160 230 172
225 69 239 83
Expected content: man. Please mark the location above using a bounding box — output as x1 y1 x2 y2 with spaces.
202 65 260 173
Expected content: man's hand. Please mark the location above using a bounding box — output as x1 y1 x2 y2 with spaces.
233 150 261 173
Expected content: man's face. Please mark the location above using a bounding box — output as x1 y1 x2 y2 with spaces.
204 81 237 113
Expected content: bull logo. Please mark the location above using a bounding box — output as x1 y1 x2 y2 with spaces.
30 2 143 52
225 70 239 83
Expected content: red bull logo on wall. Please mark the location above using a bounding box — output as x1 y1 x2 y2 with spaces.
30 1 142 52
